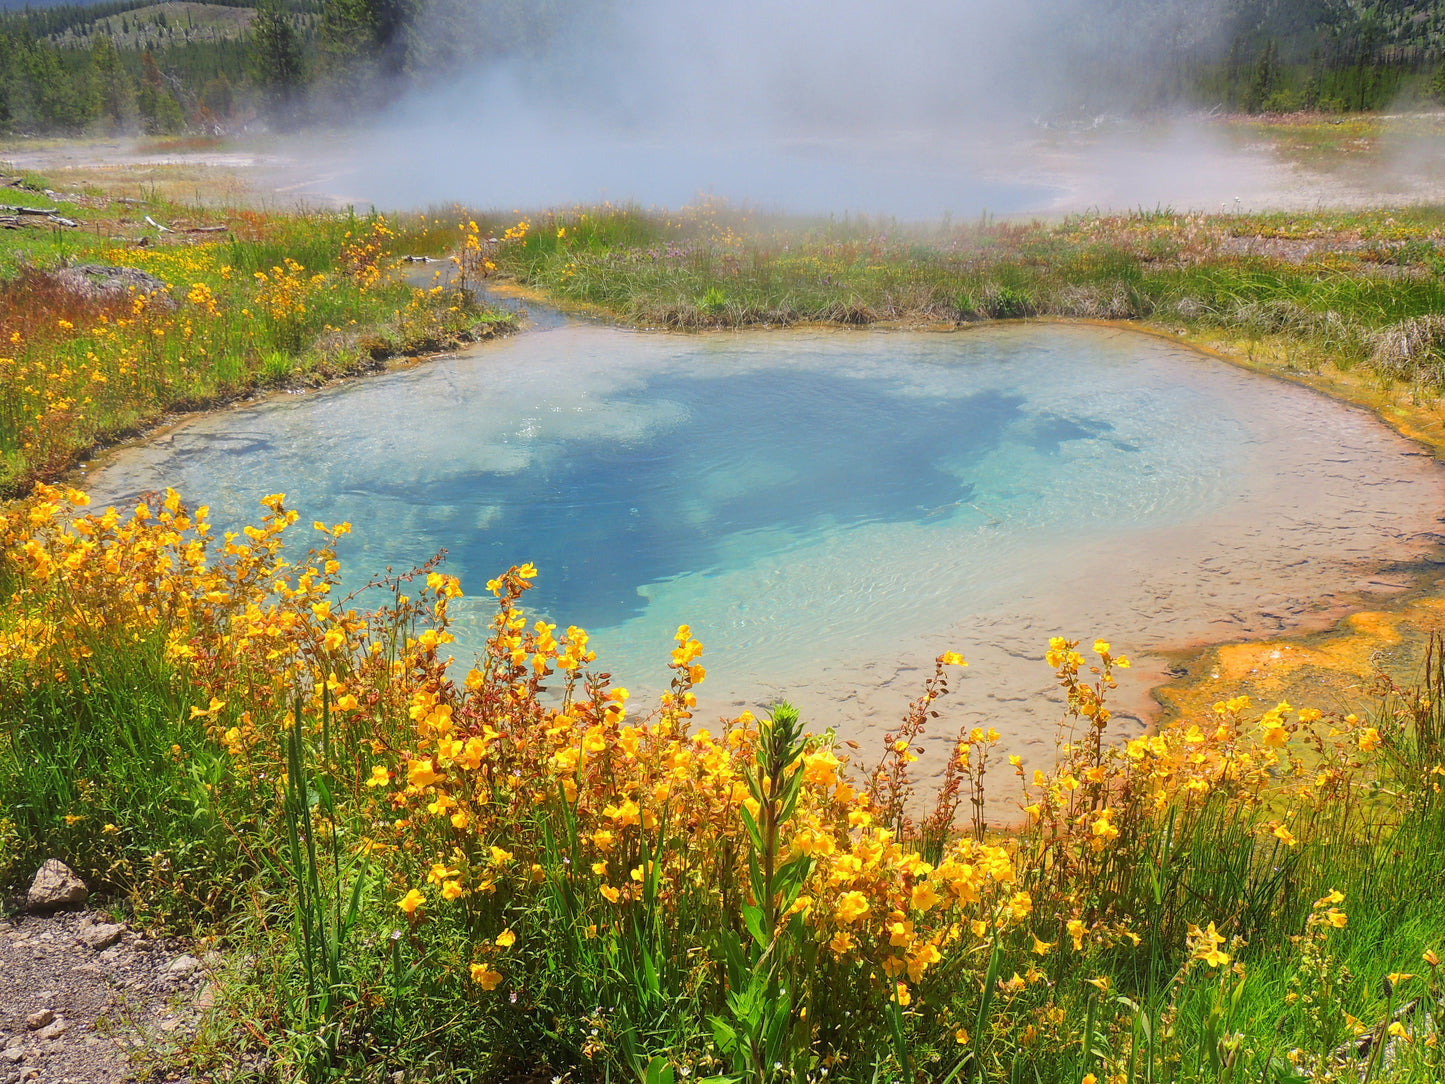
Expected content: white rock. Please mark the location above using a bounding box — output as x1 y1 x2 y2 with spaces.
34 1021 65 1042
22 1013 51 1032
25 861 87 911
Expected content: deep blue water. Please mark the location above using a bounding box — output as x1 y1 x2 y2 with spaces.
353 371 1118 628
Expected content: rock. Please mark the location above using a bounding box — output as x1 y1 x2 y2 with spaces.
78 923 123 951
25 861 87 912
0 1049 21 1064
34 1021 64 1042
21 1013 50 1033
166 954 200 978
52 264 175 309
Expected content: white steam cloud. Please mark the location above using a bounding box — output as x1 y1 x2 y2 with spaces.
285 1 1436 217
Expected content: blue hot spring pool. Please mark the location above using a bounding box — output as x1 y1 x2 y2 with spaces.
87 322 1445 782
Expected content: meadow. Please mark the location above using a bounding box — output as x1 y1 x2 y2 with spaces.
470 200 1445 390
1 171 1444 1082
0 174 511 497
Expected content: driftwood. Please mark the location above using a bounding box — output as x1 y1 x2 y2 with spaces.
0 206 79 228
184 224 229 234
144 215 175 234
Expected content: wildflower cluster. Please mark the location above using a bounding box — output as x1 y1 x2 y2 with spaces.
3 483 1443 1079
339 215 396 291
0 217 508 495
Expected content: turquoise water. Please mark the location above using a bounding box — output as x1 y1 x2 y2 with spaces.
88 323 1444 759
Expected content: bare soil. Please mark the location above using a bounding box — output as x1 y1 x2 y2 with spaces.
0 910 208 1084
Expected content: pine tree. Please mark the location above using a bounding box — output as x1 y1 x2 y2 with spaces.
89 34 131 130
249 0 307 113
136 50 181 134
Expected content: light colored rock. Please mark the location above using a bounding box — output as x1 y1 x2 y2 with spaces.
78 923 123 951
22 1013 50 1032
34 1021 64 1042
25 861 87 911
166 954 200 977
0 1048 22 1064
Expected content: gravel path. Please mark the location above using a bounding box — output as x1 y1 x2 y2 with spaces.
0 910 209 1084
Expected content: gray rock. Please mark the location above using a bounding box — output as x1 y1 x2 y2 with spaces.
33 1021 64 1042
25 862 87 912
78 923 123 951
166 954 200 977
21 1014 49 1033
0 1049 20 1064
52 264 174 308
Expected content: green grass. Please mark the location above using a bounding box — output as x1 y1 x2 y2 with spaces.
473 203 1445 389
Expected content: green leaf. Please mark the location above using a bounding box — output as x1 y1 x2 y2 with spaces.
741 901 769 950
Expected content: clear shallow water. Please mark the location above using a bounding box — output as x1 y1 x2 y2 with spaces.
89 324 1445 786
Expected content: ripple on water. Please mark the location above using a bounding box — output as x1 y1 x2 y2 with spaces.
89 324 1445 803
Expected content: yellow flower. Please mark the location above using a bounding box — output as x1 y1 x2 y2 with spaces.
941 651 967 667
1067 918 1086 951
1093 640 1110 656
1358 728 1382 752
1325 909 1348 929
1198 942 1230 968
397 888 425 915
365 765 390 788
496 929 516 948
1387 1021 1410 1042
600 885 621 903
828 930 854 955
911 881 940 912
1032 935 1054 956
834 891 870 925
1085 976 1111 994
892 982 911 1007
441 880 464 900
407 759 443 788
1272 823 1297 848
471 964 502 990
955 1028 970 1045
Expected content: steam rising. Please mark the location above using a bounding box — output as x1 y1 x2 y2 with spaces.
305 1 1442 217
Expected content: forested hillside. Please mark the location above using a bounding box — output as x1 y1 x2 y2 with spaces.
0 0 1442 136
